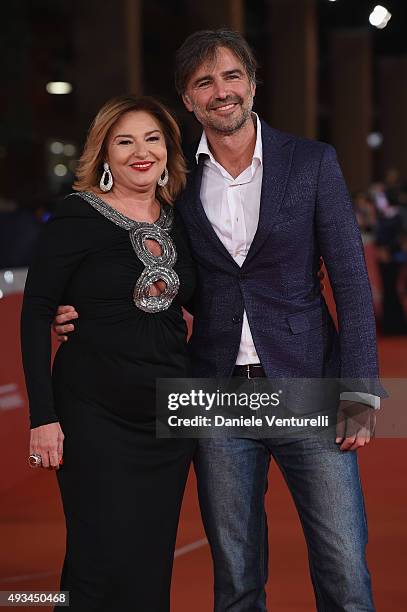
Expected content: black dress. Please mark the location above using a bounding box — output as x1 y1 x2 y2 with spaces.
20 193 196 611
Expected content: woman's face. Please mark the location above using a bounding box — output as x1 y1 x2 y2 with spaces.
105 110 167 194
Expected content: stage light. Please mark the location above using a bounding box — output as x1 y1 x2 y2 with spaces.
54 163 68 177
367 132 383 149
369 5 392 29
50 141 64 154
46 81 72 95
4 271 14 284
64 144 76 157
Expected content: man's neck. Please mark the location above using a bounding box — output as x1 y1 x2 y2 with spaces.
204 115 257 179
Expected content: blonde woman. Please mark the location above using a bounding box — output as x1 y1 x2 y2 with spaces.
21 96 196 611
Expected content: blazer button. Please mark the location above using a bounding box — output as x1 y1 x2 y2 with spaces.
232 315 241 324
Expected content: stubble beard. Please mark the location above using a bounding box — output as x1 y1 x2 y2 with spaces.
193 93 254 135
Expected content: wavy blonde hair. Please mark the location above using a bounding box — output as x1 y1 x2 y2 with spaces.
73 95 187 205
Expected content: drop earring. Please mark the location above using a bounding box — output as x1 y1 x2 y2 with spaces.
157 167 169 187
100 162 113 192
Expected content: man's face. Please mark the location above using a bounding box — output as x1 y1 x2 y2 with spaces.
182 46 256 135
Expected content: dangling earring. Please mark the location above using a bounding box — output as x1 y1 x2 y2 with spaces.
100 161 113 192
157 167 169 187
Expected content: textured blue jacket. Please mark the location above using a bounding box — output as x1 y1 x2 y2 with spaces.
177 119 385 396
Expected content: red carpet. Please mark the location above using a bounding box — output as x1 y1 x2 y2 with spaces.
1 293 406 611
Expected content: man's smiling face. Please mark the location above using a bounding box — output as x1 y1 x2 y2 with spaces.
182 46 256 135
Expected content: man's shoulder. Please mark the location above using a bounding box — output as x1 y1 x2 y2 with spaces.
260 119 334 158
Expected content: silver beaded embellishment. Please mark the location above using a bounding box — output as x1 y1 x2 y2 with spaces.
72 192 180 313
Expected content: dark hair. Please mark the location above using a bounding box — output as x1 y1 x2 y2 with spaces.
73 95 186 205
174 29 258 95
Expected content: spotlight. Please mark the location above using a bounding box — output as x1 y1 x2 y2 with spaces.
50 141 64 154
4 271 14 284
54 164 68 177
369 5 392 29
367 133 383 149
46 81 73 95
64 144 76 157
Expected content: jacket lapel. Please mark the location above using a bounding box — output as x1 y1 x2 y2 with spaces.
189 155 240 269
185 120 295 269
243 121 295 267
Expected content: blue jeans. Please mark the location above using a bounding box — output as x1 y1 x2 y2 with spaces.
194 436 375 611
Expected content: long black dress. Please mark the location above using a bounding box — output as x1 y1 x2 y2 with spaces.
20 192 196 611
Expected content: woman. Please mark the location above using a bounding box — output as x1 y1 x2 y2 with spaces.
20 95 196 611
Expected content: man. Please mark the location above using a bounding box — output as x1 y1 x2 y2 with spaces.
55 30 384 611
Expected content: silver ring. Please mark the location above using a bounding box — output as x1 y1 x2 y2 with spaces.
28 453 42 468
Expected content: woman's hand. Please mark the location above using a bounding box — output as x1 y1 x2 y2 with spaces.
30 422 65 469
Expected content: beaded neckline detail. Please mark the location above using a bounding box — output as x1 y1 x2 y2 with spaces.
70 191 179 313
73 191 173 231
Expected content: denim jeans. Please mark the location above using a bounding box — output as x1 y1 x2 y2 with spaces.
194 436 375 611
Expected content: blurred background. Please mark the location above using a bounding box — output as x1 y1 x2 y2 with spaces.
0 1 406 610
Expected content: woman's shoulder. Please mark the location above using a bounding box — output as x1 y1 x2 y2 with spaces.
52 192 102 220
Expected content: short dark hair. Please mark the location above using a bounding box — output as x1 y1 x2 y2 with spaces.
174 29 258 95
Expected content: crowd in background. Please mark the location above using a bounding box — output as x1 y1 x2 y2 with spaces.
1 166 407 336
354 168 407 335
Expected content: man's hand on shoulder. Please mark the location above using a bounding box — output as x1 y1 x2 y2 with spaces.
336 400 376 451
52 305 78 342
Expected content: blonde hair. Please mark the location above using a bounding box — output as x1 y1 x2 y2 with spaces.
73 95 187 205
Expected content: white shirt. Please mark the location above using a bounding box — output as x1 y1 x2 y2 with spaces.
195 114 379 409
196 113 262 365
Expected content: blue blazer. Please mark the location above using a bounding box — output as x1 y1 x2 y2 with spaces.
177 120 385 396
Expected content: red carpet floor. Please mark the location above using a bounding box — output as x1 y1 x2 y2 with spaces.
0 292 406 610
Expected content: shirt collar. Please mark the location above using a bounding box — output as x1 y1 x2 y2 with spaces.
195 112 263 167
